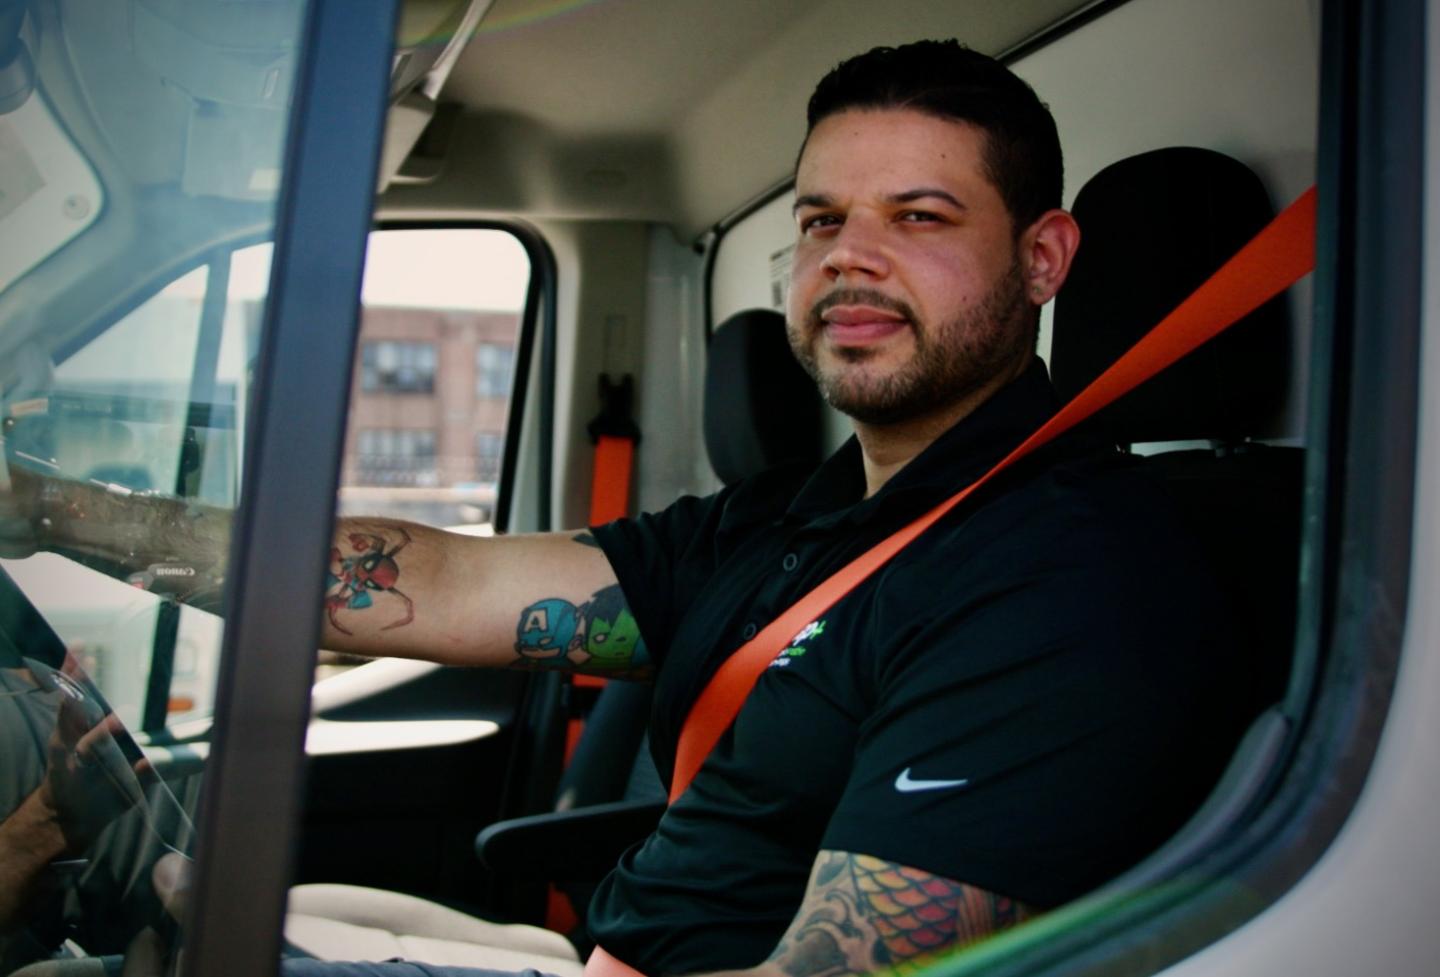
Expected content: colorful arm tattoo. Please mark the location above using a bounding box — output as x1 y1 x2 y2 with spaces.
765 851 1031 977
323 526 414 635
513 582 651 677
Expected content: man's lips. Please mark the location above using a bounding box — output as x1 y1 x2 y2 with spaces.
820 305 910 346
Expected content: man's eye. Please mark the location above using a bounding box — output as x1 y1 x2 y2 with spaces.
800 214 841 233
899 211 943 223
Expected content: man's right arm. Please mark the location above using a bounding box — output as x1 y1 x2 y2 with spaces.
3 465 648 678
319 520 649 677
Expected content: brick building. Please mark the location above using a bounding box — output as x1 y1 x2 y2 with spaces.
338 305 520 528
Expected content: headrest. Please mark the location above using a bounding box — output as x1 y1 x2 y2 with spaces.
704 309 824 485
1051 147 1289 443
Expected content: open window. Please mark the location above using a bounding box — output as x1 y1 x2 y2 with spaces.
341 227 531 533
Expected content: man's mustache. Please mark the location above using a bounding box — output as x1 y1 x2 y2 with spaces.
805 289 917 331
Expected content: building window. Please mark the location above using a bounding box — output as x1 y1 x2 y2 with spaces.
475 432 504 483
476 343 514 399
355 428 437 485
362 341 436 393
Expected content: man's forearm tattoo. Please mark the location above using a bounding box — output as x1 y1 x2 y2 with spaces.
513 583 650 676
769 852 1030 977
323 527 414 635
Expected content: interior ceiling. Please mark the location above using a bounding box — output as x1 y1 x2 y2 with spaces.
384 0 1096 238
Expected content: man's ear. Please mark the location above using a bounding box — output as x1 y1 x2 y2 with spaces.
1019 209 1080 306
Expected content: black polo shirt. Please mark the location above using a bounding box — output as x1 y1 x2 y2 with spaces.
588 361 1246 977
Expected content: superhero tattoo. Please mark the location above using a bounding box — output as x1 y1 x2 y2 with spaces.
513 583 650 676
767 851 1031 977
324 527 414 635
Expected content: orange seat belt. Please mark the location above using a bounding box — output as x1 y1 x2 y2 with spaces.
584 186 1316 977
588 374 640 525
589 435 636 526
575 426 635 720
548 378 641 934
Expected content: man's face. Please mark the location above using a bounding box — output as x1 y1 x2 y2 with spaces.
786 109 1035 426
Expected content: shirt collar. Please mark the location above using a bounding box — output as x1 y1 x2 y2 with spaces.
785 358 1060 527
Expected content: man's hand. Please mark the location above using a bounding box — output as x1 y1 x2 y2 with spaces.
38 693 148 853
0 662 149 933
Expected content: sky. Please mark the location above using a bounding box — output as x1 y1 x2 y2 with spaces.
216 228 530 312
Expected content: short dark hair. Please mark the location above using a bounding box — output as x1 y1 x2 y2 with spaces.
803 40 1063 231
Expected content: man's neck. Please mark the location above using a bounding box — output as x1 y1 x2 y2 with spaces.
854 360 1029 498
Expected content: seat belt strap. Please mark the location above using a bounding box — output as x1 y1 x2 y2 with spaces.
589 434 635 526
572 434 636 712
572 377 642 725
555 379 643 932
588 374 641 526
668 185 1317 805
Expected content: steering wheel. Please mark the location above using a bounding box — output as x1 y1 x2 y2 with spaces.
0 562 194 964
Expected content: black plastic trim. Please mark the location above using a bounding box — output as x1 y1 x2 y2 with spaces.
504 221 558 533
182 2 400 976
373 220 558 533
476 798 666 881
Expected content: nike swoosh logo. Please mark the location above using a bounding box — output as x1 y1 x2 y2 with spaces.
894 768 969 793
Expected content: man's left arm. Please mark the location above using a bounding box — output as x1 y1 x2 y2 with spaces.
705 849 1031 977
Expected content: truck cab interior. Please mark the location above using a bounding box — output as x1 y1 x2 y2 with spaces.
0 1 1431 976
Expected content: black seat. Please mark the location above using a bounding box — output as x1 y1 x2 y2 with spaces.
1050 146 1303 890
704 307 826 484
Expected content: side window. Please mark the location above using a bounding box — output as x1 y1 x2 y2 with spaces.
0 0 314 967
338 227 530 533
5 243 266 733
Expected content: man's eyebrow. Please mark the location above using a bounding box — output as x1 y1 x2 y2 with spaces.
792 193 834 214
890 188 967 210
791 189 969 214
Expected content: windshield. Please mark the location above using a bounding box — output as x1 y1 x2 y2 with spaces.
0 0 310 971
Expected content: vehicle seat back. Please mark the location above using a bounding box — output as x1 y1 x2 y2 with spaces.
1050 146 1303 885
704 308 824 485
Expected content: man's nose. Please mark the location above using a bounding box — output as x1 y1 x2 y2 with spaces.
821 218 890 281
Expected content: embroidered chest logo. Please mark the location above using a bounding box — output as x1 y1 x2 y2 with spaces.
768 618 827 669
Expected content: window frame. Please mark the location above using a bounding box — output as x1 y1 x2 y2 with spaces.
30 237 268 737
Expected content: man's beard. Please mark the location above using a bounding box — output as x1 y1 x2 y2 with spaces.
786 261 1033 426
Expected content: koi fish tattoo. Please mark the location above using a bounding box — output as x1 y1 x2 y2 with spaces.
767 851 1031 977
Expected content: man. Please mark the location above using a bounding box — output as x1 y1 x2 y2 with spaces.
2 40 1246 977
